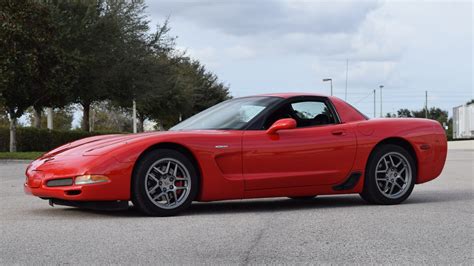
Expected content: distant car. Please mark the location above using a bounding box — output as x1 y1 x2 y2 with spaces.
25 93 447 216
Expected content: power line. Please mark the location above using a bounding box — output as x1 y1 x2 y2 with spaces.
352 91 375 104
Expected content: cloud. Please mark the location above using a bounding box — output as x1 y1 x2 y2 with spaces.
148 0 411 63
176 45 221 68
147 0 381 36
146 0 472 116
225 45 257 60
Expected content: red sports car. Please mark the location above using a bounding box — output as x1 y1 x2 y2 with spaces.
25 93 447 216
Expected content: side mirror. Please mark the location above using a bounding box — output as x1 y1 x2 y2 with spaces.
266 118 297 135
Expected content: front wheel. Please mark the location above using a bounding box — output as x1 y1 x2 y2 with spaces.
360 144 416 205
132 149 199 216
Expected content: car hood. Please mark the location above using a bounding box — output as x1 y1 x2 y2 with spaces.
40 130 235 159
40 132 168 158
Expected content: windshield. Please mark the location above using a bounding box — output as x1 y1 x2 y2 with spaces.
170 96 281 130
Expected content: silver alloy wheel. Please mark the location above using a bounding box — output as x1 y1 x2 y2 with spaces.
144 158 192 209
375 152 412 199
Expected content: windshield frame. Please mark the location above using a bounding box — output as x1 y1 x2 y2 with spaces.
169 96 283 131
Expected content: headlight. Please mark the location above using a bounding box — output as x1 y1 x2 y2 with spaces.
75 175 110 185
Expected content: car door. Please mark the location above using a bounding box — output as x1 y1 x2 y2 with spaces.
242 97 357 190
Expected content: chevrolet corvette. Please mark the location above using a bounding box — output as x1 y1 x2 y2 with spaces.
25 93 447 216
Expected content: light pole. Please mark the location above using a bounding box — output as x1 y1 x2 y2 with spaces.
373 89 376 118
379 85 384 117
323 78 333 96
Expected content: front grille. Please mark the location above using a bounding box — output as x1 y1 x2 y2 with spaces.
46 178 73 187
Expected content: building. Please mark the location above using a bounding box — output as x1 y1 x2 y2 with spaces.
453 103 474 139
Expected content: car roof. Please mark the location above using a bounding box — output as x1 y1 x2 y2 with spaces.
253 92 329 98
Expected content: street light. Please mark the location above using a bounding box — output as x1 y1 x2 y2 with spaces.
323 78 333 96
379 85 384 117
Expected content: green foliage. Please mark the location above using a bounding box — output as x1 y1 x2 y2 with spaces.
0 127 119 152
107 19 231 130
396 109 413 118
0 0 231 152
0 0 75 119
83 101 132 132
0 112 8 127
0 151 44 160
391 107 451 140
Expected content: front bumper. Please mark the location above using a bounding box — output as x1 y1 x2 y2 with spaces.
24 155 134 201
48 198 129 211
24 181 122 201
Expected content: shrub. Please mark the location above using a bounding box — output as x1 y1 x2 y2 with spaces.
0 127 122 152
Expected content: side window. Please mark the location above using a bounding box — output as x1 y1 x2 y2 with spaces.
291 101 327 119
290 101 335 127
264 99 336 129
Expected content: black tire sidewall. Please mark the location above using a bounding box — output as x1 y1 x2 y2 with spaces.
362 144 416 204
132 149 199 216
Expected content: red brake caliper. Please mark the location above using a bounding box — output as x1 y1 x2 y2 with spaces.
175 177 183 197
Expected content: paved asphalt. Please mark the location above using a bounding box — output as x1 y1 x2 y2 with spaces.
0 149 472 264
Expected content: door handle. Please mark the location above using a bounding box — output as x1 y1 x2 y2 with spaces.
331 130 346 136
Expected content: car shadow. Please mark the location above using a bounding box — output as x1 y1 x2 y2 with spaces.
48 189 472 218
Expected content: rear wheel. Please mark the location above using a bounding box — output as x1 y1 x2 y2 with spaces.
132 149 198 216
360 144 416 205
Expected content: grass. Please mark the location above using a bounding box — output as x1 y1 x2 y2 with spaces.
0 152 44 160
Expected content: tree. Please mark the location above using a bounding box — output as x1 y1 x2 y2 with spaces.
0 0 73 151
411 107 448 124
79 101 132 132
51 0 149 131
108 19 178 132
108 18 231 131
26 107 73 131
156 57 230 128
396 109 413 118
392 107 450 138
0 113 9 128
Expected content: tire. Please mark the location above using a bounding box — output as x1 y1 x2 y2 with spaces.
360 144 416 205
132 149 199 216
288 196 317 200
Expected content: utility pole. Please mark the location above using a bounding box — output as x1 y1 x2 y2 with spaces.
345 59 348 101
379 85 384 117
425 90 428 118
132 100 137 133
373 89 376 118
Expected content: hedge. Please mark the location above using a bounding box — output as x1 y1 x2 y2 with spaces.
0 127 122 152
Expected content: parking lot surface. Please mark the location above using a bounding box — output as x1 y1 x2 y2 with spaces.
0 147 472 264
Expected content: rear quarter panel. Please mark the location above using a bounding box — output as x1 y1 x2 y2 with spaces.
353 118 447 185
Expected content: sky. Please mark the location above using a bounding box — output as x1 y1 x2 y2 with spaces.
144 0 473 118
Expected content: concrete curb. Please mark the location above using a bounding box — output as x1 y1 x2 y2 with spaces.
448 140 474 150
